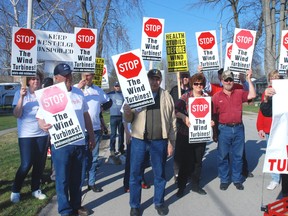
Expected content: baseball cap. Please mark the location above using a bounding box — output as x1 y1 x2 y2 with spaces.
180 72 190 78
221 70 234 80
114 81 120 87
54 63 72 76
147 69 162 79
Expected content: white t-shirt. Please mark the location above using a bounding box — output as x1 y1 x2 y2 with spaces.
13 89 48 138
37 86 89 146
81 84 110 131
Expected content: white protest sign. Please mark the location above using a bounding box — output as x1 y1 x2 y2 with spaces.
195 30 219 72
230 28 256 82
35 82 85 149
35 29 74 61
101 65 110 90
188 97 212 143
278 30 288 74
224 43 233 71
112 49 154 109
73 27 97 73
141 17 165 61
11 27 37 76
263 79 288 174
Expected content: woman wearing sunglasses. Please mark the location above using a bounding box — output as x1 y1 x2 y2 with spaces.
174 73 213 197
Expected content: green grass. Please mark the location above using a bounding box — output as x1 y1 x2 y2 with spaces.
0 114 17 130
0 131 55 216
243 102 261 113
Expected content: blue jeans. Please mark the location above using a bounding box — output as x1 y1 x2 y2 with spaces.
81 130 102 187
130 137 167 208
217 124 244 183
12 136 48 193
109 116 124 152
52 144 84 215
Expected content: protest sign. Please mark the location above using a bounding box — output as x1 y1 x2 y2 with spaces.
101 65 109 90
263 79 288 174
141 17 165 61
230 28 256 82
165 32 188 72
11 27 37 76
195 30 219 72
224 43 233 71
73 27 97 73
278 30 288 74
189 97 212 143
35 82 85 149
35 29 74 61
112 49 154 109
93 58 105 87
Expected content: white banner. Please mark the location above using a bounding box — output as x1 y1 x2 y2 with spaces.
278 30 288 74
101 65 109 90
263 79 288 173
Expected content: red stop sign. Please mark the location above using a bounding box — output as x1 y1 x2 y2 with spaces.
227 44 233 59
116 53 142 79
40 86 68 114
235 30 254 49
144 18 163 38
14 28 36 50
190 98 209 118
102 66 106 76
198 32 215 49
76 29 95 49
283 32 288 50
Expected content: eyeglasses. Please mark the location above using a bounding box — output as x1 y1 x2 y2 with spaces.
224 78 234 82
181 75 189 79
193 82 204 86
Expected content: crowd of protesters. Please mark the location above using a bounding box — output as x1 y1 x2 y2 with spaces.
9 63 288 216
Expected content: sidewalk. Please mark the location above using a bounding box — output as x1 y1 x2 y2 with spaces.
38 113 282 216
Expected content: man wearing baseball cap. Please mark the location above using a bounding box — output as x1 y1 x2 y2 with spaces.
212 69 256 191
123 69 177 216
37 63 95 216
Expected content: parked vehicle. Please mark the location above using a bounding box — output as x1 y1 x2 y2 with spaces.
0 83 21 108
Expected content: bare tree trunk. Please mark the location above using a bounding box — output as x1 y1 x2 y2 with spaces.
80 0 89 28
263 0 276 75
229 0 240 28
96 0 112 57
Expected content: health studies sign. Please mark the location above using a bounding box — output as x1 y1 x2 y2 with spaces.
141 17 165 61
112 49 154 109
263 79 288 174
230 28 256 82
278 30 288 74
11 27 37 76
73 27 97 73
165 32 188 72
188 97 212 143
195 30 219 72
35 82 84 149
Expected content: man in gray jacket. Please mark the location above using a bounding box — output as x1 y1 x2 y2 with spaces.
123 69 177 216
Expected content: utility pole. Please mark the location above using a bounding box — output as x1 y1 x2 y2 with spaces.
219 24 223 68
27 0 33 28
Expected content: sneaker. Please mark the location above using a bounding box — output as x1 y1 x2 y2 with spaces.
10 192 20 203
32 190 47 200
267 181 279 190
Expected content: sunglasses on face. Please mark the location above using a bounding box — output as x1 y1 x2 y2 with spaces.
224 78 234 82
193 82 204 86
181 75 189 79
